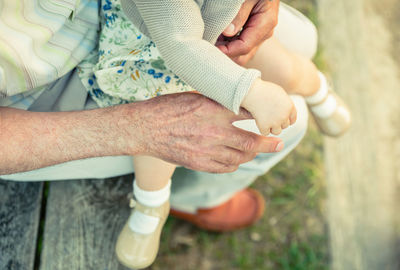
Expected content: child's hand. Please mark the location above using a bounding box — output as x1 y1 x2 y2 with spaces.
241 79 297 136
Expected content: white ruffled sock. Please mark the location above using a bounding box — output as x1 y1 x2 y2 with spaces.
128 179 171 234
305 72 337 118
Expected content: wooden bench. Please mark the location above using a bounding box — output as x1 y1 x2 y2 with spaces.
0 176 133 270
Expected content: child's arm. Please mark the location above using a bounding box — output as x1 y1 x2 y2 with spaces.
123 0 260 114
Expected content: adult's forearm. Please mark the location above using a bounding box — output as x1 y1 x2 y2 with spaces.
0 93 283 175
0 105 140 175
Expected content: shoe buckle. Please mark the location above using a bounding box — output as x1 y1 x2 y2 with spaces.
129 198 137 208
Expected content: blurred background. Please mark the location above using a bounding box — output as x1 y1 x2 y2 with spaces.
151 0 400 269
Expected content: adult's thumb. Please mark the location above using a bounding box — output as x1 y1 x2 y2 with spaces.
223 1 254 36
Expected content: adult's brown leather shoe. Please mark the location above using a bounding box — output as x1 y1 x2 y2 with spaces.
170 188 265 232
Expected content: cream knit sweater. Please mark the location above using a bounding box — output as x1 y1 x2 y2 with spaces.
121 0 261 113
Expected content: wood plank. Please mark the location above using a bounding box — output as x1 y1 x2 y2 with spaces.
318 0 400 269
0 180 43 270
39 176 133 270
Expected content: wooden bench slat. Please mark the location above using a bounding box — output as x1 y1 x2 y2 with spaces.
0 181 43 270
39 176 132 270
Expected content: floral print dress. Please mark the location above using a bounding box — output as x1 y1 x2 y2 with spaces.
78 0 193 107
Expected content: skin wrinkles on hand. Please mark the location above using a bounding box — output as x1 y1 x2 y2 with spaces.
128 93 283 173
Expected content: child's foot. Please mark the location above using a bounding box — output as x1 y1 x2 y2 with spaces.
305 72 351 137
115 180 171 269
115 200 170 269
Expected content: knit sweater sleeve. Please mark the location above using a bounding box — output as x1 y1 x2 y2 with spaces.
123 0 261 114
201 0 243 44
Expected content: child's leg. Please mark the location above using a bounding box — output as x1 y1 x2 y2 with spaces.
246 37 320 97
115 156 175 269
134 155 176 191
247 37 351 137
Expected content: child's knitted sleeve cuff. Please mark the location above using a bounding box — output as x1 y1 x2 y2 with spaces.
231 68 262 115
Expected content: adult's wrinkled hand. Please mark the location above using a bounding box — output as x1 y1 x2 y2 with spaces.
217 0 280 65
129 92 284 173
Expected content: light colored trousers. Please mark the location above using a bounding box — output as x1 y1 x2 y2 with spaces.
1 3 317 213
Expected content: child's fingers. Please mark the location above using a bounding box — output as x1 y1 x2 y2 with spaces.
260 127 270 137
271 126 282 135
281 119 290 129
289 107 297 125
256 120 270 136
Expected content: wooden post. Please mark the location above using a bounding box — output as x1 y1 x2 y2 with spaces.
318 0 400 269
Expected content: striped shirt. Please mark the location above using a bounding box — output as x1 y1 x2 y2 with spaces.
0 0 99 103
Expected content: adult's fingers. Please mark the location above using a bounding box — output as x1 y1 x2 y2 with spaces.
223 15 269 57
225 127 283 153
209 147 262 173
223 28 261 57
223 1 280 58
183 156 239 174
208 161 239 174
213 147 258 166
231 45 259 66
222 0 257 36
